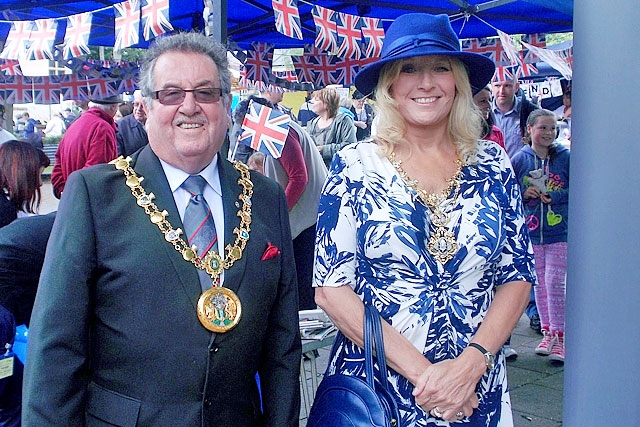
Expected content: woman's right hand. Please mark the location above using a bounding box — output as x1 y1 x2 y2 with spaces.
523 186 541 200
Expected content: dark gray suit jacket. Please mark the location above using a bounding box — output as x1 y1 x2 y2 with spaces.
23 146 301 426
116 114 149 157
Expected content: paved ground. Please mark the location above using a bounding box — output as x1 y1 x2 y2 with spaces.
300 314 565 426
40 179 564 426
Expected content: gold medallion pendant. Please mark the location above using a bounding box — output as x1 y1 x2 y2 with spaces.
197 287 242 332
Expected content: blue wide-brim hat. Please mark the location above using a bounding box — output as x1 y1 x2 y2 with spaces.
354 13 496 96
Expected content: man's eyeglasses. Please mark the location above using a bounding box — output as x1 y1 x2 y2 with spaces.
151 88 223 105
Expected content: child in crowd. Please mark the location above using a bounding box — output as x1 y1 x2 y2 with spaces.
512 109 570 363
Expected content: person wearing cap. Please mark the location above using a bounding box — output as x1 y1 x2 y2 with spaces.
313 13 535 425
349 89 374 141
50 95 121 198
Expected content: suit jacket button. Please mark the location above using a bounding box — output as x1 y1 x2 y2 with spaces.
209 345 219 353
204 399 212 407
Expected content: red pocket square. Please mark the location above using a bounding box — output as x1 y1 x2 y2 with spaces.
261 242 280 261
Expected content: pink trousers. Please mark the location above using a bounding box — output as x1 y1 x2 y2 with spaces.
533 242 567 336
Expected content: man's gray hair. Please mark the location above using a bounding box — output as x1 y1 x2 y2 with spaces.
139 32 231 110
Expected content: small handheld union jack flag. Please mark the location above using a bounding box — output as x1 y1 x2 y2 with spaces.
239 101 291 159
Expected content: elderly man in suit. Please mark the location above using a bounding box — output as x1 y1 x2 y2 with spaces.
23 32 301 427
116 90 150 157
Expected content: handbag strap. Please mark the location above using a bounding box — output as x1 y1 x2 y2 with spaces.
364 304 391 393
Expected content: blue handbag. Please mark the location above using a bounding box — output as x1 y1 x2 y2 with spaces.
307 304 400 427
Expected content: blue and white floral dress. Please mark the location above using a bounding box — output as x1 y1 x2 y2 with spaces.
313 140 536 426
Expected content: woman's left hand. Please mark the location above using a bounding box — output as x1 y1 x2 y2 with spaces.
412 350 485 421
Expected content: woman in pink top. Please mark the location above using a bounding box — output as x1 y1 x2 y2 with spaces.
474 86 505 149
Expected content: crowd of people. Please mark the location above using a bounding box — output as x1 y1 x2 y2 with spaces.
0 14 571 426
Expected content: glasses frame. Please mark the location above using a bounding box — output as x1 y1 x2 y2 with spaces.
151 88 224 105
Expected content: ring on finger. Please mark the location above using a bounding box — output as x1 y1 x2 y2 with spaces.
456 411 464 420
431 407 443 418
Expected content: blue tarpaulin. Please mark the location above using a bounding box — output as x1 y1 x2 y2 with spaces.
0 0 573 50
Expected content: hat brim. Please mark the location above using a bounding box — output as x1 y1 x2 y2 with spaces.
90 97 123 104
355 51 496 96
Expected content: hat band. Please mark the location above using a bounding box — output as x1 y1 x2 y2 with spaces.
384 33 460 59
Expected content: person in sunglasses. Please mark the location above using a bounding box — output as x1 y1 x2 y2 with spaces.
23 32 301 427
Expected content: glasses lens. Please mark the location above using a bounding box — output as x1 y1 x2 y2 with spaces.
155 88 222 105
157 89 185 105
193 88 221 103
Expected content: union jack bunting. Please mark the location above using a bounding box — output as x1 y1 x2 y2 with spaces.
558 46 573 69
0 59 22 76
291 45 318 83
309 52 338 87
335 12 362 60
521 41 572 80
0 75 33 104
118 78 138 93
63 12 93 59
87 78 120 100
517 62 538 78
244 42 274 86
493 65 517 82
272 0 302 40
312 5 338 54
331 56 360 85
114 0 141 50
23 19 59 60
141 0 173 41
0 21 31 59
462 37 509 66
59 74 91 100
273 70 298 83
360 16 384 59
239 100 291 159
498 30 521 66
520 33 547 64
29 76 62 104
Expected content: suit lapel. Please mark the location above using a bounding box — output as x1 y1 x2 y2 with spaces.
131 146 202 308
217 156 249 293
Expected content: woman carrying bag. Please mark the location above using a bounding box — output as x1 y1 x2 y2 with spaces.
312 13 535 426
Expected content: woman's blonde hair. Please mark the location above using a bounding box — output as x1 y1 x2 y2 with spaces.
373 57 484 163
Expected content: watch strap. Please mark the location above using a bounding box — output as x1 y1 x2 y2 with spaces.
468 342 492 371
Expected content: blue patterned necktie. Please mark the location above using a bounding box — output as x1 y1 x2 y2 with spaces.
181 175 218 290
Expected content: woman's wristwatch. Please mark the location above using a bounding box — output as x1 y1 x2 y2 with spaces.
468 342 495 372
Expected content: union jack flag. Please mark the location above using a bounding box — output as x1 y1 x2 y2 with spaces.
312 5 338 54
23 19 59 60
462 37 509 66
0 21 31 59
141 0 173 41
240 100 291 159
29 76 62 104
118 78 139 93
517 62 538 78
244 42 273 86
493 65 517 82
520 33 546 64
360 17 384 59
558 46 573 69
498 30 521 66
291 45 318 83
309 52 338 87
273 70 298 83
1 75 33 104
87 78 120 100
0 59 22 76
521 41 572 80
335 12 362 60
331 56 360 85
59 74 91 100
272 0 302 40
63 12 93 59
114 0 141 50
